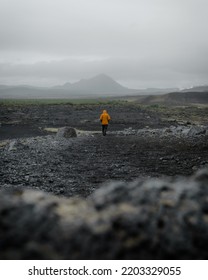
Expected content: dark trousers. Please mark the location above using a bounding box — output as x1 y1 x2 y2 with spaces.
102 125 108 136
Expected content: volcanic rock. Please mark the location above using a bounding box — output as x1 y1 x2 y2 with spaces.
1 168 208 260
56 127 77 138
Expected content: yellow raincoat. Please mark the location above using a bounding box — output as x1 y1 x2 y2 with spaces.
100 110 111 125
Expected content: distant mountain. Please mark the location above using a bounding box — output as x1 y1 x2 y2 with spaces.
181 85 208 92
0 86 63 99
136 87 180 95
134 90 208 105
1 74 201 100
0 74 139 99
165 91 208 104
53 82 71 89
55 74 136 94
0 85 10 89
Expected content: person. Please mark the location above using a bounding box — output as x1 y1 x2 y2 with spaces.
100 109 111 136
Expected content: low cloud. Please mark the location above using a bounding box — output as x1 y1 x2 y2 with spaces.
0 0 208 88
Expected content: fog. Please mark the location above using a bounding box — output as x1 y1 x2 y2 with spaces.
0 0 208 88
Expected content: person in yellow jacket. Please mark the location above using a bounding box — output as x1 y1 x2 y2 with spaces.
100 109 111 136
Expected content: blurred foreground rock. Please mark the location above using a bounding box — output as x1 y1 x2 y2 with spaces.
1 168 208 260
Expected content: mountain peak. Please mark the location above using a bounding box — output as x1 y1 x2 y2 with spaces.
89 73 117 83
57 74 130 93
94 73 113 79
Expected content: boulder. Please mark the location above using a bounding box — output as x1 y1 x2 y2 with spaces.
186 126 206 137
1 169 208 259
56 127 77 138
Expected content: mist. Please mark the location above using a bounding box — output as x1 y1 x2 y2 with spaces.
0 0 208 88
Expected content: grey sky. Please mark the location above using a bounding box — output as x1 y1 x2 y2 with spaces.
0 0 207 88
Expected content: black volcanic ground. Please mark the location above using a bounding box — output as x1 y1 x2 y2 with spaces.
1 103 208 198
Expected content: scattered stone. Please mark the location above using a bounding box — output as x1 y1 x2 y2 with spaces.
8 140 17 151
186 126 206 137
56 127 77 138
114 125 208 139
